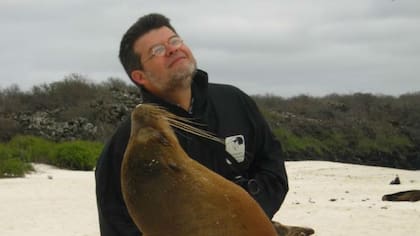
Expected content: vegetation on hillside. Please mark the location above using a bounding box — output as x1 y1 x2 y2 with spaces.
253 93 420 169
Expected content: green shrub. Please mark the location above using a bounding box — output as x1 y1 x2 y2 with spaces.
0 136 104 177
0 143 12 161
0 143 33 177
8 135 54 163
52 140 102 170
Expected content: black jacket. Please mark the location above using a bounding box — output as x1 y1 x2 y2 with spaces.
95 69 289 236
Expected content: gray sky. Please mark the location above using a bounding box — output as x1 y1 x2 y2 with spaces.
1 0 419 97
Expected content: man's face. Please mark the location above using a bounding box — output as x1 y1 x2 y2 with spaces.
132 26 197 95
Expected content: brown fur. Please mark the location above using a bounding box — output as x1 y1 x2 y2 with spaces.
382 190 420 202
121 104 277 236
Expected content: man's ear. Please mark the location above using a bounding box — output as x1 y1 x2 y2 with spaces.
131 70 147 86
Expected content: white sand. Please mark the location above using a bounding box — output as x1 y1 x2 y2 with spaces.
0 161 419 236
0 164 98 236
273 161 420 235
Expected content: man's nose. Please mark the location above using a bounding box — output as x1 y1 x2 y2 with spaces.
165 44 179 56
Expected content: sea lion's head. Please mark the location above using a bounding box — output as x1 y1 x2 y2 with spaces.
130 104 176 145
123 104 182 177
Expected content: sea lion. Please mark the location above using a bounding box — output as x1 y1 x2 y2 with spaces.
382 190 420 202
121 104 278 236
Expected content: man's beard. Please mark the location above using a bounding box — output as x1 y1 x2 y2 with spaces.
145 60 197 93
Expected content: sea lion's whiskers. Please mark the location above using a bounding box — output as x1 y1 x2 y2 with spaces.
166 117 225 145
137 104 225 144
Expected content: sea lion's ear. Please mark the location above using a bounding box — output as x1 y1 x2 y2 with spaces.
131 70 147 86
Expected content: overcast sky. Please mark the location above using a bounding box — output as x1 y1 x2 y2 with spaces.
1 0 419 97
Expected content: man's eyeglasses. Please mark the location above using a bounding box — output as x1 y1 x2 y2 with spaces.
142 36 184 63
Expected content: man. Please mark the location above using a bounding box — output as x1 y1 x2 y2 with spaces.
95 13 292 235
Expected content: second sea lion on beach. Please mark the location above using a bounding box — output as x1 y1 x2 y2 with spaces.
121 104 278 236
382 190 420 202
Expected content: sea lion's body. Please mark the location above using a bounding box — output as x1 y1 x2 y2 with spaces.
382 190 420 202
121 104 277 236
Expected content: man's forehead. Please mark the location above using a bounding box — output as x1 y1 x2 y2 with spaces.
134 26 176 53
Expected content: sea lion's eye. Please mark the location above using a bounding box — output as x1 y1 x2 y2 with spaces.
148 129 170 146
158 133 170 146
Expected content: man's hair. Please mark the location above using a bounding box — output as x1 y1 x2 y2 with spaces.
119 13 177 79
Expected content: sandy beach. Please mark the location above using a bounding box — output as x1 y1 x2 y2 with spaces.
1 161 419 236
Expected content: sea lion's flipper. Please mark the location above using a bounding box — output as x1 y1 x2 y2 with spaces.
272 221 315 236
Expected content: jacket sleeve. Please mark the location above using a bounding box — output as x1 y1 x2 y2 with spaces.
95 120 142 236
242 93 289 219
